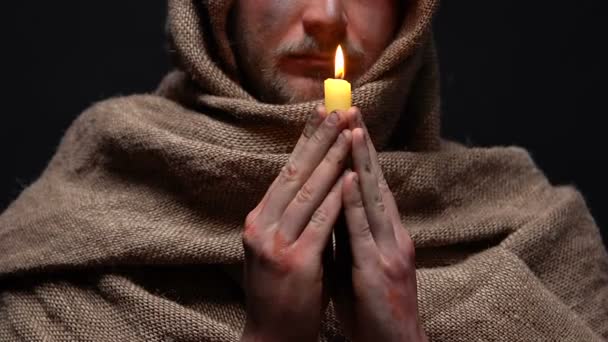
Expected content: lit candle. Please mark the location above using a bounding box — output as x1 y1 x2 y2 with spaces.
324 45 352 114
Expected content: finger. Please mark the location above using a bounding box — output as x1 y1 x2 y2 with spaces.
248 106 326 222
293 105 327 157
263 110 347 222
352 128 397 250
280 130 352 241
264 106 326 203
353 109 403 229
347 106 360 131
297 175 345 256
350 108 410 254
342 171 377 268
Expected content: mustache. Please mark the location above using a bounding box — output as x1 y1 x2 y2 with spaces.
274 36 365 61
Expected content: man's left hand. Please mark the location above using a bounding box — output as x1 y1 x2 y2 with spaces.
333 108 428 342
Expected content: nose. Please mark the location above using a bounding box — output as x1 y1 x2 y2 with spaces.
302 0 346 48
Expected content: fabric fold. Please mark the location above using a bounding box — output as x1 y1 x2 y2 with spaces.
1 0 606 340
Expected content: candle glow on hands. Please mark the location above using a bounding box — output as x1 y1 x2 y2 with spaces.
324 45 352 114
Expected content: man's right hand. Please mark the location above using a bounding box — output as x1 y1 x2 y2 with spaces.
240 106 353 342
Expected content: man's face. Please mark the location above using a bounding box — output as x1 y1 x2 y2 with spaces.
232 0 400 104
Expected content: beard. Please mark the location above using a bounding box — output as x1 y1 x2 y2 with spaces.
257 67 327 104
234 35 327 104
232 24 364 104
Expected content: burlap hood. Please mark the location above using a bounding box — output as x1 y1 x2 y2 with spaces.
159 0 441 152
0 1 606 341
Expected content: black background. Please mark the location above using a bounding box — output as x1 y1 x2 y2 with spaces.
2 2 606 244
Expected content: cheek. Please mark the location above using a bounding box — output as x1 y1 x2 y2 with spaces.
347 1 399 60
239 0 301 44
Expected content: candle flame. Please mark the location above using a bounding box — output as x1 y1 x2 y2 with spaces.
335 45 345 79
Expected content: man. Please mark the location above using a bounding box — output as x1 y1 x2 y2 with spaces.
0 0 606 341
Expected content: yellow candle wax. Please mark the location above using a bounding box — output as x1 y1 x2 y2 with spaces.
324 79 351 114
324 45 351 114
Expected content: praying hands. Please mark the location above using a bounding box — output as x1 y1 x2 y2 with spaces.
240 106 427 342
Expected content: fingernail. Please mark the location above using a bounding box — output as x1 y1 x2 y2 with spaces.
358 128 367 142
341 129 352 142
328 111 339 124
354 128 366 142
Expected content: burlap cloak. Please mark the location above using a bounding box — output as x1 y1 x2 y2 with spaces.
1 0 606 341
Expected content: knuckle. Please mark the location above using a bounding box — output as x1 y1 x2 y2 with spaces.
310 130 325 145
383 254 414 281
303 118 320 138
348 197 365 209
379 176 390 192
295 183 315 204
257 246 297 274
242 228 257 250
324 150 345 166
257 247 282 268
302 125 315 139
374 195 386 212
404 244 416 262
280 159 300 184
354 224 372 239
323 115 339 128
360 224 372 236
244 208 260 227
244 212 255 229
310 207 330 226
400 231 416 261
318 118 338 137
243 213 258 239
257 246 275 264
373 192 382 203
242 209 268 250
324 141 347 165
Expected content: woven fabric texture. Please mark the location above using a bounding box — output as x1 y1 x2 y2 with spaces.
1 0 606 341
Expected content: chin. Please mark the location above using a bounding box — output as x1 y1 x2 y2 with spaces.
283 75 325 103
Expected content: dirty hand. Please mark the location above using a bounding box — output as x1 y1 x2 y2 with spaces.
334 108 427 342
241 106 354 342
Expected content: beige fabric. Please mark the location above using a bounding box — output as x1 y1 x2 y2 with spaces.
1 0 607 341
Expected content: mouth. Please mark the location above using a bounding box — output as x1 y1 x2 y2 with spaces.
278 54 334 78
287 53 333 66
